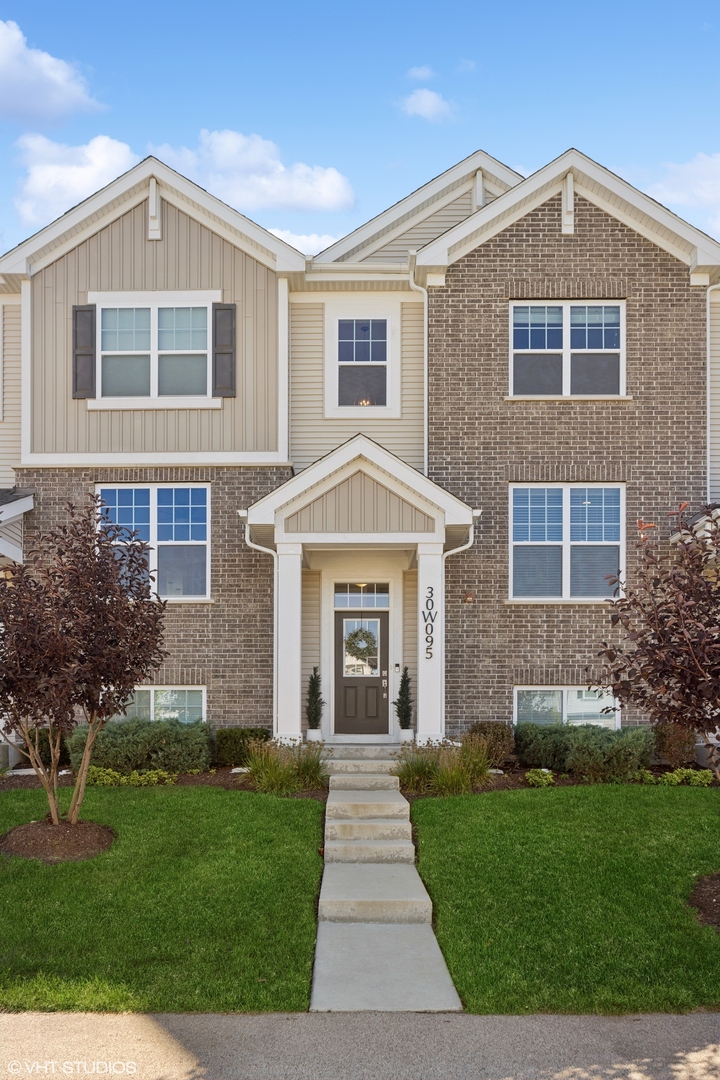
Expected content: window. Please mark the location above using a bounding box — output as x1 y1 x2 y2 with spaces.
511 485 623 600
100 304 210 399
323 298 401 418
514 687 619 729
99 485 210 599
511 302 624 396
115 686 206 723
334 582 390 608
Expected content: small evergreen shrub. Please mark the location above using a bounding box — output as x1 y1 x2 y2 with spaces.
68 718 212 775
526 768 555 787
659 767 713 786
214 726 271 767
515 723 654 781
636 769 658 784
393 667 413 729
305 667 325 730
653 723 698 768
86 765 175 786
464 722 514 766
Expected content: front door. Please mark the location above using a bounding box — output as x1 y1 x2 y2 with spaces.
334 611 389 734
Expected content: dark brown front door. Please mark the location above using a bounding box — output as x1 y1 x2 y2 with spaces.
334 611 389 734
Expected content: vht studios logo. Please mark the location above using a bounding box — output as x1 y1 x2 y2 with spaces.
5 1064 136 1075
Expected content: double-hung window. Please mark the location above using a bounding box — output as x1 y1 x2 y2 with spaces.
323 298 401 418
99 484 210 599
514 687 619 728
510 485 623 600
510 302 624 396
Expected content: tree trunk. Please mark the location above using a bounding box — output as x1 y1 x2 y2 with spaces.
67 714 101 825
701 730 720 783
16 722 61 825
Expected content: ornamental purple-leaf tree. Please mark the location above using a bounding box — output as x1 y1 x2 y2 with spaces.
600 504 720 781
0 497 167 824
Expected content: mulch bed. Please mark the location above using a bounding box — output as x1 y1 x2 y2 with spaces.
0 819 115 863
689 873 720 932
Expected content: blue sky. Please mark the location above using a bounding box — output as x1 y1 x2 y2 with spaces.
1 0 719 255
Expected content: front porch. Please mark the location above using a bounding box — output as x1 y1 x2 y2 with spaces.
242 436 477 743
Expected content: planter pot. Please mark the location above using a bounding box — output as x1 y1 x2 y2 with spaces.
399 728 415 744
305 728 323 742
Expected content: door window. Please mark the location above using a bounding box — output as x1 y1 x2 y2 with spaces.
343 618 380 676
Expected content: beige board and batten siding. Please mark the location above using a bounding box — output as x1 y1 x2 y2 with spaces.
31 200 278 455
0 304 21 486
710 291 720 499
362 191 482 264
289 301 424 471
286 472 434 533
301 570 321 729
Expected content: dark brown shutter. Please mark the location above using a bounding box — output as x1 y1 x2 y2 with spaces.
72 305 96 398
212 303 236 397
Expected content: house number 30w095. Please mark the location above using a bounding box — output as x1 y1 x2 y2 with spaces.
423 586 436 659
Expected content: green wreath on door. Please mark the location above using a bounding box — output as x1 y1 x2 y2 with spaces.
344 627 378 662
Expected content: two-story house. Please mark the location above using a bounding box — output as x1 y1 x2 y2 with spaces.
1 148 719 741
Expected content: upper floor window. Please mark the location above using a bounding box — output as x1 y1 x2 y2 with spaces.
99 484 210 600
510 484 623 600
100 304 210 398
338 319 387 407
323 298 401 419
510 302 624 397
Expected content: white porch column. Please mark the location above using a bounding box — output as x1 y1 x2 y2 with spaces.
276 542 303 742
416 543 445 743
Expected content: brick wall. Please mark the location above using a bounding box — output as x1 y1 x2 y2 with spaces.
428 193 707 733
15 466 292 729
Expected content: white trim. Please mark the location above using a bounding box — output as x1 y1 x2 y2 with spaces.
22 451 289 466
128 684 207 723
707 284 720 502
0 495 33 523
290 290 419 302
0 302 3 423
508 482 626 602
508 301 626 398
95 481 211 601
323 298 401 419
21 279 30 464
87 289 222 306
408 254 429 474
87 397 223 411
513 686 621 730
148 178 161 241
277 277 289 462
471 170 485 212
562 172 575 235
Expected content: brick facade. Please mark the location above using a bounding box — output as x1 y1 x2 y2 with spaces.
15 466 292 729
428 194 707 733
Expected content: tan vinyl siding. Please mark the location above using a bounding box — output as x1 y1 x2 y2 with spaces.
710 293 720 499
363 191 483 264
402 570 418 715
0 305 21 486
0 517 22 550
286 471 434 533
31 201 278 455
289 301 424 471
301 570 321 728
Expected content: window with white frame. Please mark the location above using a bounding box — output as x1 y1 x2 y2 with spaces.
514 687 619 728
338 319 387 407
98 299 213 399
99 485 210 599
510 485 623 600
510 302 624 396
323 298 401 418
114 686 206 723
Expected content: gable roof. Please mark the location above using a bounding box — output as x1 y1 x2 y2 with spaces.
0 156 306 282
314 149 523 265
416 148 720 279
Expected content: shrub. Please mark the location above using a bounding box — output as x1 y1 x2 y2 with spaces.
86 765 175 786
305 667 325 730
459 735 492 785
654 723 698 768
464 721 515 767
659 767 713 787
245 740 300 795
68 718 212 775
515 723 654 782
292 743 328 789
431 753 473 796
636 768 658 784
394 744 441 792
526 768 555 787
214 726 272 767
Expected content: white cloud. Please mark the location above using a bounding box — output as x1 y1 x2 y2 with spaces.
0 20 101 123
407 65 434 80
401 88 453 123
457 59 476 72
15 134 139 226
152 129 354 212
269 229 340 255
647 152 720 234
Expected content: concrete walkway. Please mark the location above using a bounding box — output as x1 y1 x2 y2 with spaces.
310 744 462 1011
1 1012 718 1079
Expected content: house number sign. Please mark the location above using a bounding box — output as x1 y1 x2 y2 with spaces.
423 586 436 659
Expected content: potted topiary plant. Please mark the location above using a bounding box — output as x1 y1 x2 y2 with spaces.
305 666 325 742
393 666 414 743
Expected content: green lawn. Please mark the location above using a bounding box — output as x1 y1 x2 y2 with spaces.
413 786 720 1014
0 787 323 1012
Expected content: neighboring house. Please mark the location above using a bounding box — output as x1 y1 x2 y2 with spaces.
0 148 719 741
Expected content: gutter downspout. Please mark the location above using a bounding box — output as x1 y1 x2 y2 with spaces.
238 510 279 739
708 283 720 503
408 251 429 475
440 509 482 735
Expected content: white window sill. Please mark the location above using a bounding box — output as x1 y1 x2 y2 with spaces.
324 406 401 420
162 597 215 604
87 397 223 410
505 598 614 605
504 396 633 402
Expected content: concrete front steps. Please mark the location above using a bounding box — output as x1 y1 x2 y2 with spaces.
310 744 462 1012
